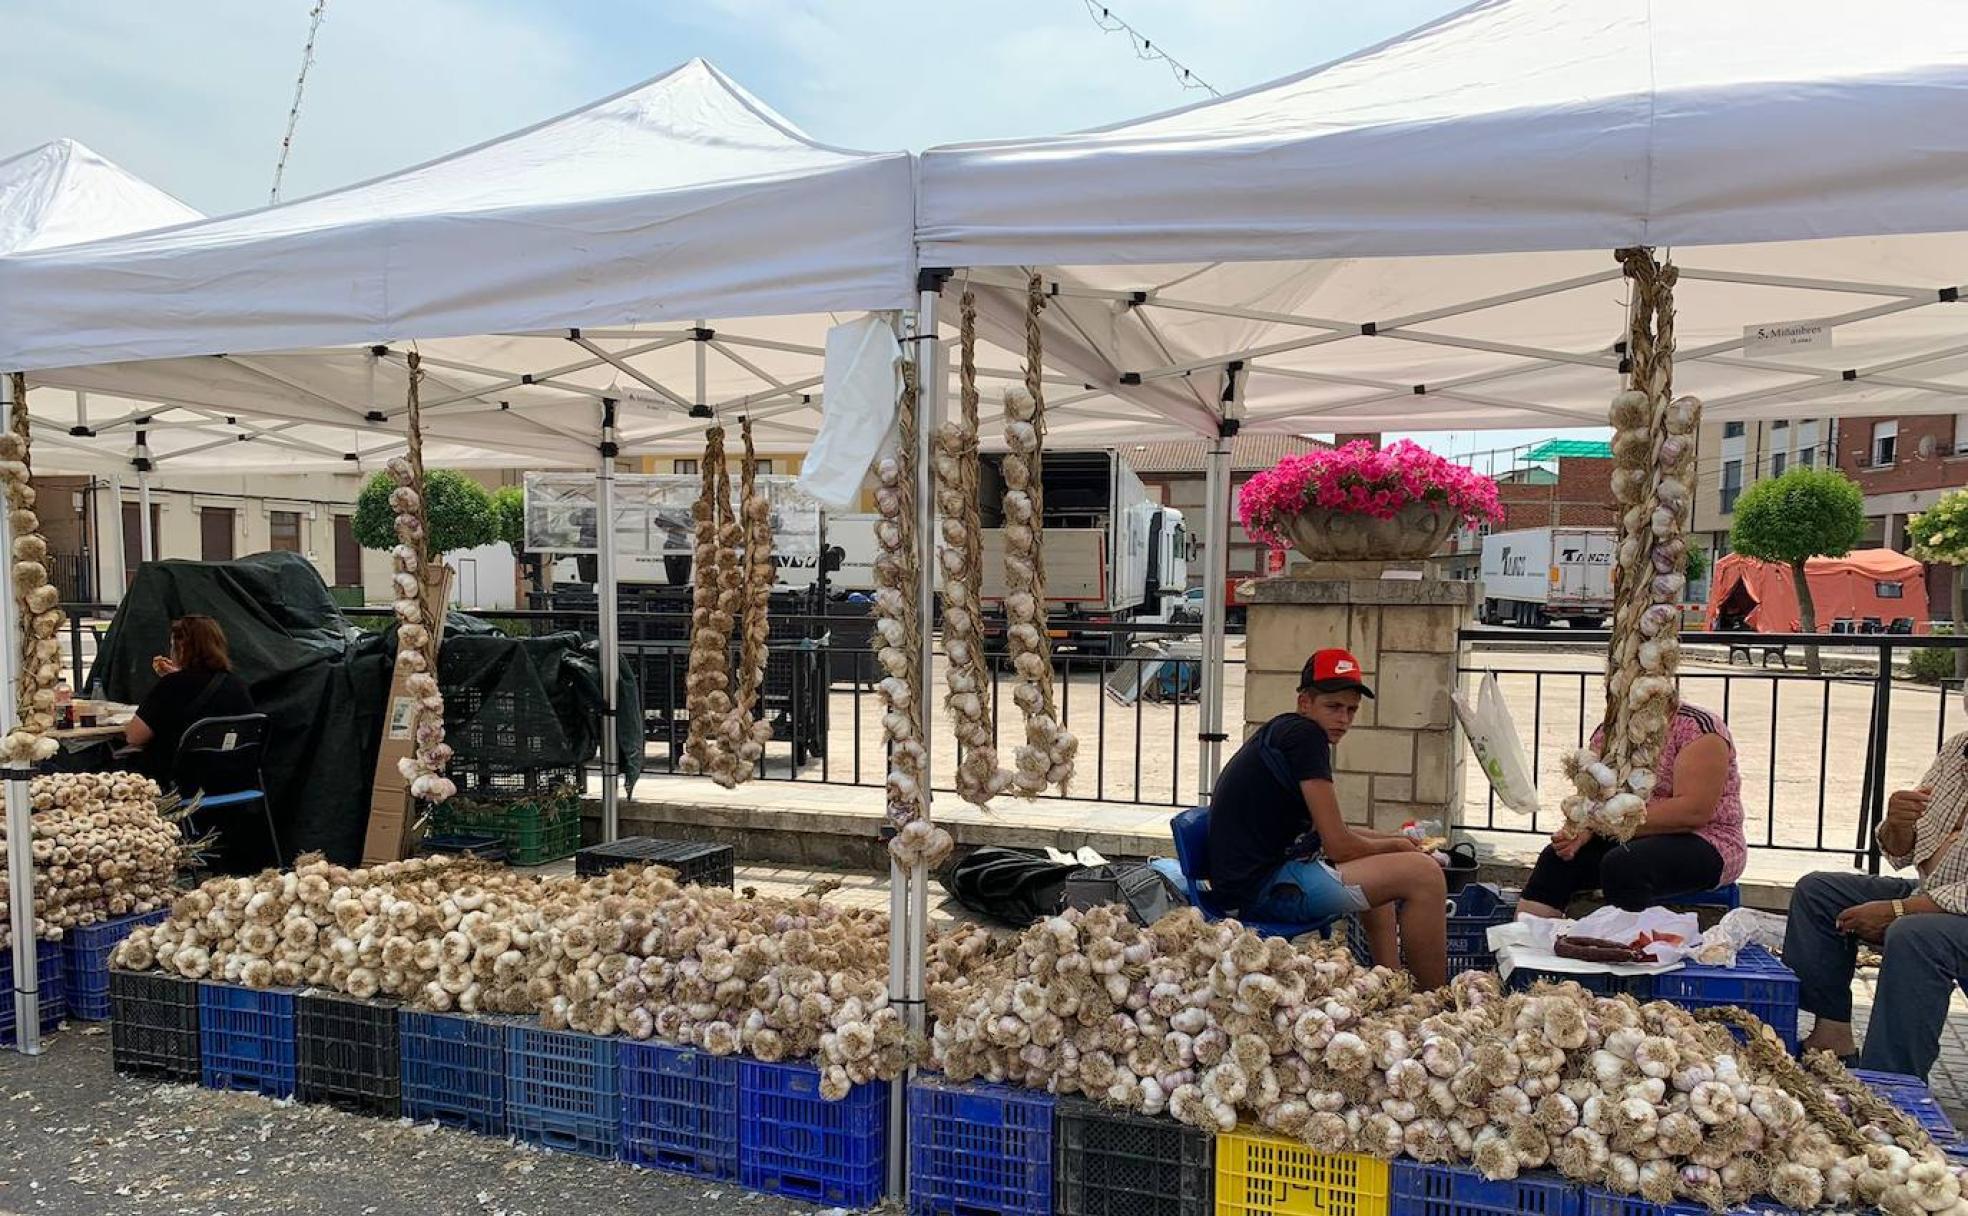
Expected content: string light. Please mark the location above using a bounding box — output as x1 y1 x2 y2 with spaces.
1077 1 1220 96
269 0 329 205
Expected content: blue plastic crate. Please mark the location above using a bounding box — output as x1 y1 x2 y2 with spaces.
1852 1069 1961 1144
620 1040 740 1181
401 1011 505 1135
909 1074 1054 1216
1583 1187 1797 1216
740 1058 888 1209
1349 899 1517 977
63 910 168 1021
198 983 296 1098
506 1022 618 1159
0 940 65 1044
1506 967 1653 999
1394 1163 1581 1216
1651 946 1799 1053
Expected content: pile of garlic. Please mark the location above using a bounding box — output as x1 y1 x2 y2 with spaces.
3 771 182 944
384 455 454 804
1000 386 1077 798
1561 385 1700 841
681 426 752 786
935 293 1015 808
0 396 61 765
114 853 911 1097
927 906 1945 1212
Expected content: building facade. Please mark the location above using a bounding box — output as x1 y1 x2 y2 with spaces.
1835 412 1968 614
1688 415 1835 566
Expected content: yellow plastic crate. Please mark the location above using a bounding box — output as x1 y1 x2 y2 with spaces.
1215 1128 1390 1216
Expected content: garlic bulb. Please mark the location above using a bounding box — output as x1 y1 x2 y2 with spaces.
877 357 934 861
998 387 1076 797
386 381 454 805
680 425 751 786
938 292 1015 807
0 391 59 765
1567 254 1699 842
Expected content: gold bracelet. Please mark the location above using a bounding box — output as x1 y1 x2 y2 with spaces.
1893 898 1907 920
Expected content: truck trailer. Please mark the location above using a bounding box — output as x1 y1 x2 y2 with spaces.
1478 526 1615 627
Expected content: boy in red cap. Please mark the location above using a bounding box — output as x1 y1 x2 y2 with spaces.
1207 647 1448 987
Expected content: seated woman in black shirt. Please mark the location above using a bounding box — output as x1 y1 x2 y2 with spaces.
124 614 255 784
1208 648 1449 989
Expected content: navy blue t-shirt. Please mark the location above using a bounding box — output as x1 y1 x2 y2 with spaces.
1208 712 1333 908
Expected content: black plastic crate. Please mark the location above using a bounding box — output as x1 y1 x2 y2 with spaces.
109 969 201 1083
1056 1096 1211 1216
295 990 401 1117
417 832 510 863
576 838 735 887
449 764 585 800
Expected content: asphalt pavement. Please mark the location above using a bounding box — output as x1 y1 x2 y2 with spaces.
0 1028 823 1216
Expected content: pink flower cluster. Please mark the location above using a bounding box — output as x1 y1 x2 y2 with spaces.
1237 439 1504 550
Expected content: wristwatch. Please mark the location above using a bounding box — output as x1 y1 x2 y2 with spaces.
1893 898 1907 920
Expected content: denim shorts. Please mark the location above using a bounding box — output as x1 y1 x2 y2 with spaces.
1242 857 1370 922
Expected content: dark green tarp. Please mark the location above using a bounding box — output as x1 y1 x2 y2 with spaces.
89 552 640 865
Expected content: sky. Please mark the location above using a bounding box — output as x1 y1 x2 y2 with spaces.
0 0 1586 463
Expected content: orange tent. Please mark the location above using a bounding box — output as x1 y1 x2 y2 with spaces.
1706 549 1929 633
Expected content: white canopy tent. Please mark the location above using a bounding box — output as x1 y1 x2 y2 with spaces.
0 61 953 1141
917 0 1968 805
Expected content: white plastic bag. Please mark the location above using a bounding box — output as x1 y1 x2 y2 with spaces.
799 314 901 510
1452 671 1540 814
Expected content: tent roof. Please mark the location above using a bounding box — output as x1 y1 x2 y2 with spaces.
0 59 916 373
1718 549 1926 579
921 0 1968 437
917 0 1968 267
0 140 200 255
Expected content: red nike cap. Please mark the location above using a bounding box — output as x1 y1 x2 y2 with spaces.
1299 648 1375 698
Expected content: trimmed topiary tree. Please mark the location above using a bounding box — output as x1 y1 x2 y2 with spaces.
1729 466 1866 673
1908 487 1968 678
353 467 496 557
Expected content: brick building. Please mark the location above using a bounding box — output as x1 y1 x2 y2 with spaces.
1688 416 1834 570
1836 412 1968 614
1442 440 1617 578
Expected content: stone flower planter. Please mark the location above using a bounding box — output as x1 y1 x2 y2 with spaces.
1283 500 1458 561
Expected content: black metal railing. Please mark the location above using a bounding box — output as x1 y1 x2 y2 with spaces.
1461 628 1968 873
336 603 1231 808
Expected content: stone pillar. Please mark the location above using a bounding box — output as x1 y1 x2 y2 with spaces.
1243 562 1477 831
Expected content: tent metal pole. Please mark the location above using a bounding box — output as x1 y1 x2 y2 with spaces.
0 376 39 1055
1199 364 1237 803
597 398 621 844
134 431 154 563
910 284 942 1035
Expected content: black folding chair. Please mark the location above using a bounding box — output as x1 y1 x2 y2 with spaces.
174 713 281 874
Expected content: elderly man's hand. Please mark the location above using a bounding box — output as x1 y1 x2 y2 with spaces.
1887 787 1932 831
1835 900 1899 945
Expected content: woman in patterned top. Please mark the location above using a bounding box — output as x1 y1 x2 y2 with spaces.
1787 733 1968 1078
1519 702 1746 918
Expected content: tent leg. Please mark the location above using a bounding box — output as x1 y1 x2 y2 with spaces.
135 449 154 564
0 377 38 1055
1198 369 1238 804
597 399 620 843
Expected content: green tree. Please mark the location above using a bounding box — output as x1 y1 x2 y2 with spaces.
490 485 526 555
1907 487 1968 678
352 468 496 557
1683 546 1708 586
1729 466 1866 673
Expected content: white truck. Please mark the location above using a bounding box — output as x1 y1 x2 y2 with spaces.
828 450 1188 653
1478 526 1615 627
